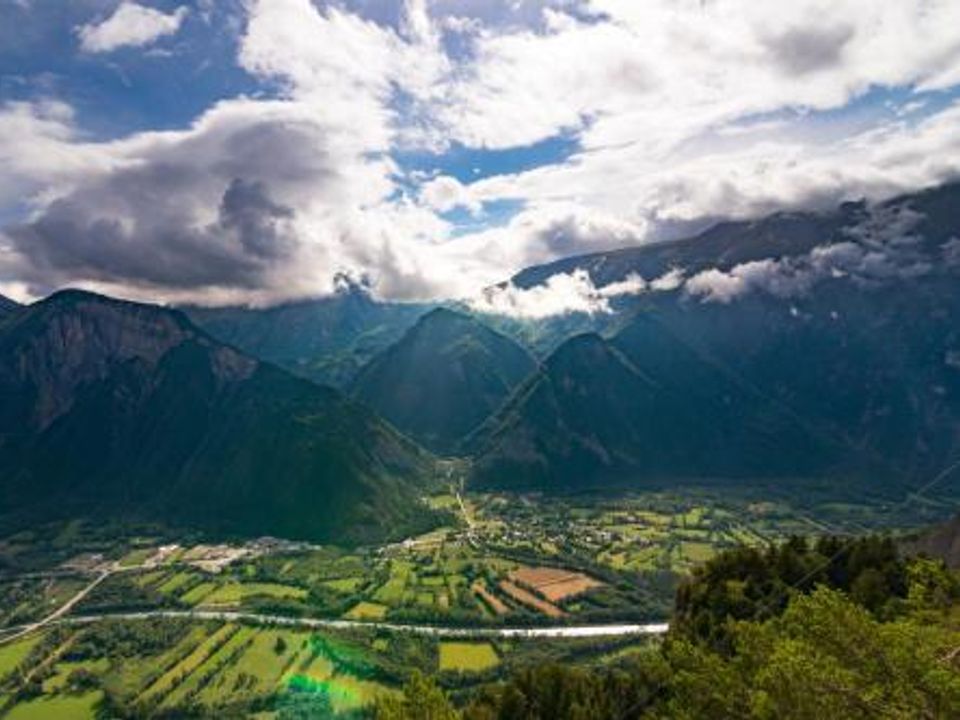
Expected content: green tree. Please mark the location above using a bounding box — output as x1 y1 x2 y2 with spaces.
462 654 670 719
666 586 960 719
373 671 459 720
906 557 960 615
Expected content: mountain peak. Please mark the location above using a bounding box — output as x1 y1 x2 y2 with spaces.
353 309 536 453
544 332 620 372
0 292 19 316
417 306 474 326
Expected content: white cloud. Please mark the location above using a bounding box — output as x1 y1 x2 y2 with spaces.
78 2 188 53
468 269 650 319
419 175 480 214
685 260 815 304
4 0 960 306
650 268 685 291
421 0 960 271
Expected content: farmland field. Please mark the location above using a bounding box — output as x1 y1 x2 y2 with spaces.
439 642 499 672
0 476 955 717
344 602 388 620
509 567 602 602
199 582 306 605
472 582 509 615
180 582 216 605
0 635 42 681
499 580 564 618
4 690 103 720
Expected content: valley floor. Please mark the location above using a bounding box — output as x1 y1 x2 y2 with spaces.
0 478 956 717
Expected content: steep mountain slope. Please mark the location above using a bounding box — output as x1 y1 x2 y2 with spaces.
468 318 835 489
184 287 433 388
637 278 960 480
0 294 19 319
0 290 434 543
352 308 536 454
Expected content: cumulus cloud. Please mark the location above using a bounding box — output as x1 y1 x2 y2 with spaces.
78 2 187 53
0 1 463 305
686 260 815 304
0 96 460 305
419 175 480 214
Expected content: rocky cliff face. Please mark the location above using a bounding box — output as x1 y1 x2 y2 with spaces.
0 291 224 429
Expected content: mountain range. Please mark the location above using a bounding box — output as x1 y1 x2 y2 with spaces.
468 183 960 491
466 313 838 490
2 182 959 540
0 290 434 543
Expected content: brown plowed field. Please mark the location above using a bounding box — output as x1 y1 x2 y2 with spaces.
472 581 509 615
509 567 602 602
498 580 564 618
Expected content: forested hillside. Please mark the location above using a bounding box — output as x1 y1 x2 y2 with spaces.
377 536 960 719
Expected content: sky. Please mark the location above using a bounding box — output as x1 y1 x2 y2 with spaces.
1 0 960 308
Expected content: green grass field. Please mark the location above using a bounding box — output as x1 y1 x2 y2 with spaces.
42 659 110 693
180 582 216 605
101 625 209 701
157 571 193 595
160 626 255 708
323 577 363 593
438 642 499 673
139 624 236 703
133 570 166 588
4 691 103 720
0 635 42 681
199 629 307 702
344 602 388 620
119 548 154 568
199 582 306 605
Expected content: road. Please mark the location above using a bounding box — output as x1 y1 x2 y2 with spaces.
0 569 113 645
0 607 668 642
456 491 474 530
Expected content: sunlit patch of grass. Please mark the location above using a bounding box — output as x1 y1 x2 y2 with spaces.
438 642 499 673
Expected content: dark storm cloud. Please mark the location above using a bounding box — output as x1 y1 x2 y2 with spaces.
218 178 294 259
0 108 351 298
6 177 297 292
